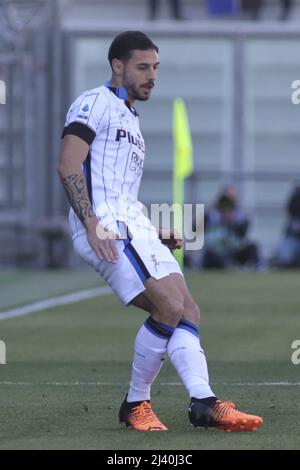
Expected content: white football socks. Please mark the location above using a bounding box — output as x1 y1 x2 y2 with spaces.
127 317 214 403
127 317 174 403
167 319 215 399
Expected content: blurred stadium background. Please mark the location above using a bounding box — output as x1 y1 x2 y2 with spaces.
1 0 300 267
1 0 300 451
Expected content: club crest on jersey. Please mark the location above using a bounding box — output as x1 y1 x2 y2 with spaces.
82 104 89 112
129 152 144 176
116 129 145 153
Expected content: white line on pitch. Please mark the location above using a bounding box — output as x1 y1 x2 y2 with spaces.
0 381 300 386
0 286 112 321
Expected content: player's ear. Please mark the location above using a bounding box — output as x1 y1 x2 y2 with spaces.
111 58 124 76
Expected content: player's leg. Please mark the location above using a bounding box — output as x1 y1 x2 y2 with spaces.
129 292 152 313
127 275 185 405
165 274 215 401
130 273 212 406
123 272 212 417
126 274 186 407
168 274 263 432
130 275 184 325
119 276 184 430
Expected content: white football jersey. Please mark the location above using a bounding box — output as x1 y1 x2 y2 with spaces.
63 84 157 240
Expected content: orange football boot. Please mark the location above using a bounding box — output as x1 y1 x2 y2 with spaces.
119 397 168 431
210 400 263 432
189 398 263 432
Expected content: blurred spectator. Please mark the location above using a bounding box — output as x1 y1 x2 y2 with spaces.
280 0 293 20
148 0 184 20
271 185 300 268
241 0 263 19
241 0 293 20
201 186 260 270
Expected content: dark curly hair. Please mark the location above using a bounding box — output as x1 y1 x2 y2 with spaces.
108 31 158 67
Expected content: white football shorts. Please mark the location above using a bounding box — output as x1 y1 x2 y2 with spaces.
69 214 183 305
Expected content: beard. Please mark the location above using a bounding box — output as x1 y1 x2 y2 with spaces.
123 76 154 102
126 83 151 101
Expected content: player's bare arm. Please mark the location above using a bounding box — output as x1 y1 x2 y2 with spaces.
61 173 94 221
57 134 120 263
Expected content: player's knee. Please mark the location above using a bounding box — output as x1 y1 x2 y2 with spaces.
155 299 184 326
183 302 201 326
169 300 185 323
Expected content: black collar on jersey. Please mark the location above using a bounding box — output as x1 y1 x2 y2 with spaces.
104 81 139 117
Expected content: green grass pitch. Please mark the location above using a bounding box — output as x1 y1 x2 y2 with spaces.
0 269 300 450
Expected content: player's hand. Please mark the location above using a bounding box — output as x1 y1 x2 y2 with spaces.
159 228 183 251
86 221 123 263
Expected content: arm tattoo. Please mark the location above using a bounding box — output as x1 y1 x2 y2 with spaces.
61 174 95 223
